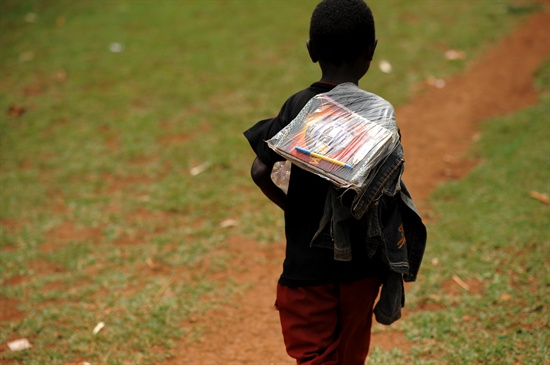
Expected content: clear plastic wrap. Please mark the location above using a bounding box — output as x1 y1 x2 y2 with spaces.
267 83 399 190
271 160 291 194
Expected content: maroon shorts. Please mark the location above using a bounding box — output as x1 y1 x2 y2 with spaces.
276 277 381 365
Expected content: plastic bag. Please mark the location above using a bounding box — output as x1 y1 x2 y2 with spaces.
267 83 399 190
271 160 291 194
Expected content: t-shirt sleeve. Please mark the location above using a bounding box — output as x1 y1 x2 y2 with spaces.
243 101 292 166
243 87 320 166
243 118 284 166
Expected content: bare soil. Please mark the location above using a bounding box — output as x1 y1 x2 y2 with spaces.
160 9 550 365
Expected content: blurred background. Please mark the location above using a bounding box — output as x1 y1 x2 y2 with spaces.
1 0 548 364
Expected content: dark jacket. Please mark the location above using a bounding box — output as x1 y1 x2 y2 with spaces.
311 144 427 324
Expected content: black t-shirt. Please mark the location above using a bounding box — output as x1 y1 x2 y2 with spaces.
244 82 381 287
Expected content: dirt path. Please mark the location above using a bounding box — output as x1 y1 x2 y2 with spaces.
161 10 550 365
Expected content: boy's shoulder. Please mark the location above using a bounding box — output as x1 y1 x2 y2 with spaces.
287 82 337 103
279 82 338 117
328 82 394 108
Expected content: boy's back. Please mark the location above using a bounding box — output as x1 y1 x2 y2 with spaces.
244 81 383 287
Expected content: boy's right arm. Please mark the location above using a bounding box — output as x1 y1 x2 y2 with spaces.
250 157 286 211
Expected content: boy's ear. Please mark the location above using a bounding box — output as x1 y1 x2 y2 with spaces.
367 38 378 61
306 40 318 63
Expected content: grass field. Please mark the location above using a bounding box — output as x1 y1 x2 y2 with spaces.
1 0 548 364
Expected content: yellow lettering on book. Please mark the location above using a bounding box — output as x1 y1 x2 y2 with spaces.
310 157 321 166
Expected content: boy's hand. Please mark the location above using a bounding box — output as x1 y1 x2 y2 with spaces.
250 157 286 211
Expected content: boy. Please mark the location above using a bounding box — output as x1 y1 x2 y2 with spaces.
244 1 426 364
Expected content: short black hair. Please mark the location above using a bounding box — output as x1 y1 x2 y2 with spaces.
309 0 375 65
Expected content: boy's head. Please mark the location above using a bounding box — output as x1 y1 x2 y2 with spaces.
308 0 376 66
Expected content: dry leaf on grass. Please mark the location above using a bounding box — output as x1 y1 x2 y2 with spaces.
190 162 210 176
92 321 105 335
452 274 470 291
219 218 238 228
445 49 466 60
529 191 549 204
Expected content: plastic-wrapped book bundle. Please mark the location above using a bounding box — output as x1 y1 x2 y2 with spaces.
267 83 399 191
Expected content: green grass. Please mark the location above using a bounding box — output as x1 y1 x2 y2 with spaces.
0 0 546 364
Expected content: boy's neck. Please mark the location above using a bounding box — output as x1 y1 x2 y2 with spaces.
319 75 359 86
318 64 366 86
316 56 371 86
